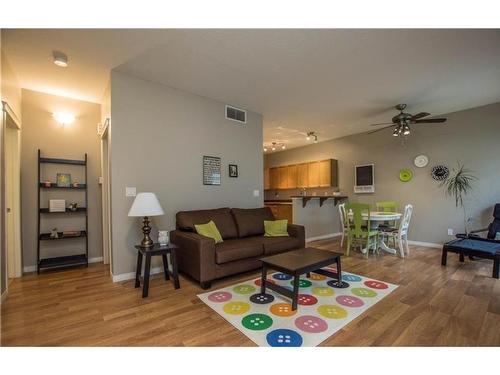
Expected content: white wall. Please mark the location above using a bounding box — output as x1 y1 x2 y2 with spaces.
110 71 263 276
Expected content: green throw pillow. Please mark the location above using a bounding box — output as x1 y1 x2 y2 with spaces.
194 220 223 243
264 219 289 237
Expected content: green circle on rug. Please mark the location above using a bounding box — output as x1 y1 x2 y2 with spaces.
242 313 273 331
317 304 348 319
351 287 377 298
290 279 312 288
233 284 256 294
312 286 334 297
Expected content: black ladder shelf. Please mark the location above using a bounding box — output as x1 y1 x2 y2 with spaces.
37 149 89 273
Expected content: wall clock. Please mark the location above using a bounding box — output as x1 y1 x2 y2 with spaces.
431 165 449 181
414 154 429 168
399 169 413 182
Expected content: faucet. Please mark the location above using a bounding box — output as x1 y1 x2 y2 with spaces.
301 188 307 196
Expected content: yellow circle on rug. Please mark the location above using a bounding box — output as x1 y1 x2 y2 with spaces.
270 303 297 317
223 301 251 315
312 287 334 297
317 304 348 319
309 273 326 281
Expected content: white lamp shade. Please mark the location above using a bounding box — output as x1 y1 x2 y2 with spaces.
128 192 165 217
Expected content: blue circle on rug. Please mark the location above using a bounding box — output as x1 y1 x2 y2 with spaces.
266 329 303 347
342 274 362 282
272 273 293 281
250 293 275 304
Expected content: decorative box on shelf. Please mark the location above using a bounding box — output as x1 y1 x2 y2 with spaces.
49 199 66 212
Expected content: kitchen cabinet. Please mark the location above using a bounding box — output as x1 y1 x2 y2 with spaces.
285 165 298 188
307 161 320 187
264 168 270 190
297 163 309 188
264 159 338 190
265 203 293 223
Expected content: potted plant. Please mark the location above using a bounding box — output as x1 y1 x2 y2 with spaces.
440 162 477 234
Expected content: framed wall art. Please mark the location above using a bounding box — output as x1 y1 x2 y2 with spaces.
203 156 221 185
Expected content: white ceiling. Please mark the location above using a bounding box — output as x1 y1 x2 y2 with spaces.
4 29 500 150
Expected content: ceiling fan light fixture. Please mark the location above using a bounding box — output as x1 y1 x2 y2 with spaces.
393 127 400 137
403 125 411 135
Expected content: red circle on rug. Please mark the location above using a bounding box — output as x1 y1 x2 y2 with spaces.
297 294 318 306
295 315 328 333
208 291 232 303
335 295 364 308
254 278 276 287
364 280 388 289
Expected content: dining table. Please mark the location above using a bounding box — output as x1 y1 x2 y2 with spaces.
348 211 403 255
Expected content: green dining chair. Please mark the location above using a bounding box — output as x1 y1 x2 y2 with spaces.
345 203 379 256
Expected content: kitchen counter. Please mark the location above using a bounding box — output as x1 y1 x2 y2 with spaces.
264 199 293 205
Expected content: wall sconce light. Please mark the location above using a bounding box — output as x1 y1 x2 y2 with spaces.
53 112 75 126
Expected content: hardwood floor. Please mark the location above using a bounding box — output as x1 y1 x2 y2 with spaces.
1 238 499 346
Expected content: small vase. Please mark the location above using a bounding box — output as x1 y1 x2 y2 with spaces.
158 231 169 245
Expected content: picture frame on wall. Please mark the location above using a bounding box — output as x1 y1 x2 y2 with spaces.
203 156 221 186
56 173 71 187
229 164 238 178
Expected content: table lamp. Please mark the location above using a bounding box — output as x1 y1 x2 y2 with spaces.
128 192 165 248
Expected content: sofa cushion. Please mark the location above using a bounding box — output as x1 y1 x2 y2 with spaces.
231 207 275 238
215 237 264 264
176 207 238 239
262 236 302 255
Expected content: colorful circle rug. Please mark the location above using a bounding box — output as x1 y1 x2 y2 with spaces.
198 269 397 347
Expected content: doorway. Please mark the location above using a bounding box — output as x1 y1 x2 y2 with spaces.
2 102 22 282
100 118 112 271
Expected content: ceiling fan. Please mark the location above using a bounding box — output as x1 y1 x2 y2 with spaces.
369 104 447 137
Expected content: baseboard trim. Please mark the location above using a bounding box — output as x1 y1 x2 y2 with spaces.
23 256 104 273
112 266 164 283
306 232 342 243
407 240 442 249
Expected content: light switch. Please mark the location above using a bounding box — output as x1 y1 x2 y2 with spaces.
98 176 103 185
253 190 260 197
126 187 137 197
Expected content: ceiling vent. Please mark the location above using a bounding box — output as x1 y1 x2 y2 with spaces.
225 105 246 124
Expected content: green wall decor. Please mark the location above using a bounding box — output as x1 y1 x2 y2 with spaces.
399 168 413 182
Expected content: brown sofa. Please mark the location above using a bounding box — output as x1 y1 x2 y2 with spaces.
170 207 305 289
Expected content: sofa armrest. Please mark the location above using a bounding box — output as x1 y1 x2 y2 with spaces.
170 230 216 283
287 224 305 248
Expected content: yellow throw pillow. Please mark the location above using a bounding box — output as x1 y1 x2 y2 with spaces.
264 219 289 237
194 220 223 243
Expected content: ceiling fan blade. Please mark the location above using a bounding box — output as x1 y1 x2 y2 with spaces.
413 118 447 124
368 125 395 134
369 122 395 126
411 112 430 120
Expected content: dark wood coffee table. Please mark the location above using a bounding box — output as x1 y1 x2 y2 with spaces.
259 247 348 310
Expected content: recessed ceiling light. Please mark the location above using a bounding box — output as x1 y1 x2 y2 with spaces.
53 51 68 68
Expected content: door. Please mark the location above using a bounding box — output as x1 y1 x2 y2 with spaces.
100 119 113 269
3 105 22 280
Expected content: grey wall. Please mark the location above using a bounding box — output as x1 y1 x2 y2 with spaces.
21 90 103 268
110 71 263 276
265 102 500 244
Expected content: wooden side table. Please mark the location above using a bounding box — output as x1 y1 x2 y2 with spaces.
134 243 180 297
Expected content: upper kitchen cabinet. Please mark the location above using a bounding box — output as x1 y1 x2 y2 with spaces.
264 159 338 190
264 168 270 190
297 163 309 188
285 164 298 188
